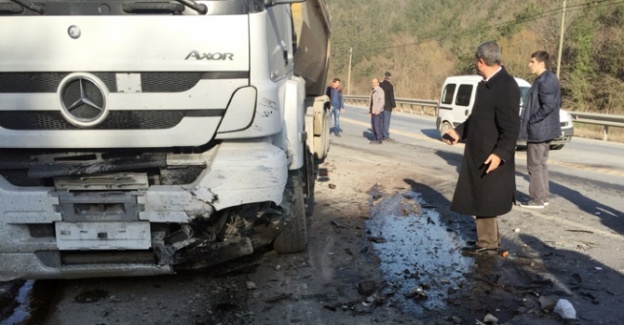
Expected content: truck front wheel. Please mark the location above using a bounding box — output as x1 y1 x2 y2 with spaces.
273 172 308 253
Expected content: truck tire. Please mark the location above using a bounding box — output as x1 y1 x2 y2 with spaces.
273 172 308 253
313 110 330 160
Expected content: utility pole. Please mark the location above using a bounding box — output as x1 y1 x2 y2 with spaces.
347 47 352 95
556 0 567 79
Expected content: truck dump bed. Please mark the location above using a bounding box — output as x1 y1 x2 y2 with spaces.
292 0 331 97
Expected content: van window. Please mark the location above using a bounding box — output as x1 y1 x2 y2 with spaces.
455 84 473 107
441 84 456 105
519 86 529 108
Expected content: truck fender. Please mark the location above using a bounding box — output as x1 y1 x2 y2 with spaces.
283 77 306 171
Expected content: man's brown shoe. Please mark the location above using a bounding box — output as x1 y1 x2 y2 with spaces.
461 245 498 255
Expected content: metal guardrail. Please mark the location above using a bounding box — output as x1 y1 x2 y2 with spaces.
344 95 624 141
343 95 438 116
569 112 624 141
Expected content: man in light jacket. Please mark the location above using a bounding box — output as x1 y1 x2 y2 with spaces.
369 78 385 144
518 51 561 209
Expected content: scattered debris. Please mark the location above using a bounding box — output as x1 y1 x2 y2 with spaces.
569 273 583 289
357 280 378 296
323 305 337 312
263 293 292 303
246 281 256 290
538 295 558 312
329 183 336 189
483 313 498 324
331 220 345 233
554 298 576 319
74 290 109 303
367 236 386 243
406 286 428 300
565 229 594 234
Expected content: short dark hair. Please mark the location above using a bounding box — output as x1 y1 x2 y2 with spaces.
332 77 341 83
384 71 391 78
475 41 502 66
531 51 550 69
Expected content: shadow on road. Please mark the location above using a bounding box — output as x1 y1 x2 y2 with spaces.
397 179 624 324
515 171 624 235
433 150 463 174
420 128 442 141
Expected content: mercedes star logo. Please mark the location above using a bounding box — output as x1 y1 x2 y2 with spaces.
59 74 108 127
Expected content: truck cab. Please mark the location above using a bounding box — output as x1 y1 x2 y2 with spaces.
0 0 331 280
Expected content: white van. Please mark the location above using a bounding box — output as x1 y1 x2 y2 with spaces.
435 75 573 149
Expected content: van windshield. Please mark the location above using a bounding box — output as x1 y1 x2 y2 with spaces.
519 86 529 108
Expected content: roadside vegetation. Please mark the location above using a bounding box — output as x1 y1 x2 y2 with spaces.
327 0 624 120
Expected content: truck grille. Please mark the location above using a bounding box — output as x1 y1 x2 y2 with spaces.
0 72 208 93
0 110 189 130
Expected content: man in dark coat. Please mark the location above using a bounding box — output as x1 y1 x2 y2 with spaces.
379 71 397 142
518 51 561 209
442 41 520 254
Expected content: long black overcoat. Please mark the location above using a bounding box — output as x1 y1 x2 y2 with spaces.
451 67 520 217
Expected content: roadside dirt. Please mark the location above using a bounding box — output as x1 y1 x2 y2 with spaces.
2 139 623 325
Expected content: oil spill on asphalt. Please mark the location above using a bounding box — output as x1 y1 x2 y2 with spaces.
1 280 35 325
0 279 59 325
366 190 473 315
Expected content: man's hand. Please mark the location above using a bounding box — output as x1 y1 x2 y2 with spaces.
442 130 459 145
484 154 502 174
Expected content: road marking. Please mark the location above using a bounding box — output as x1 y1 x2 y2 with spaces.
341 117 437 143
341 117 624 177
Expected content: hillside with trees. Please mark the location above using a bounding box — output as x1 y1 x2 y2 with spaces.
326 0 624 115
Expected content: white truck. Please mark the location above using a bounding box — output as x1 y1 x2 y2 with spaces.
0 0 331 280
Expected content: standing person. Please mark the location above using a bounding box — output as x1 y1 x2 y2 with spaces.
379 71 397 142
325 78 345 137
518 51 561 209
442 41 520 254
369 78 385 144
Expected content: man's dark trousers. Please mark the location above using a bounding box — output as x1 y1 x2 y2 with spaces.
381 110 392 139
372 114 383 142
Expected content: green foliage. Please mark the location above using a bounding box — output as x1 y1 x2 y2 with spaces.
326 0 624 114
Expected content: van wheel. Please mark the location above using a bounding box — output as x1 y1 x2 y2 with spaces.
550 144 564 150
439 121 452 135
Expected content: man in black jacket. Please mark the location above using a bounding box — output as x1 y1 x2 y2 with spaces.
379 71 396 142
518 51 561 209
442 42 520 254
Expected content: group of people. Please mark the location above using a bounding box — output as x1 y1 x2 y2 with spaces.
327 41 560 256
325 72 397 142
368 72 397 144
442 41 561 255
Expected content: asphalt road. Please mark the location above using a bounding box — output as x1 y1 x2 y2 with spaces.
337 105 624 251
2 105 623 324
339 104 624 203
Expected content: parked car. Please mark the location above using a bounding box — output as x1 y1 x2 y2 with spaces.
435 75 573 150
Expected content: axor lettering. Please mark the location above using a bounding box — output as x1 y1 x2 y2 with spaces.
185 51 234 61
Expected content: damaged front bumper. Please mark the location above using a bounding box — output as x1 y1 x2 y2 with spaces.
0 141 289 281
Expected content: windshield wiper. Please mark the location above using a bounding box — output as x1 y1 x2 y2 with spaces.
174 0 207 14
10 0 45 14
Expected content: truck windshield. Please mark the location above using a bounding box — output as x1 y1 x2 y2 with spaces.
3 0 264 16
